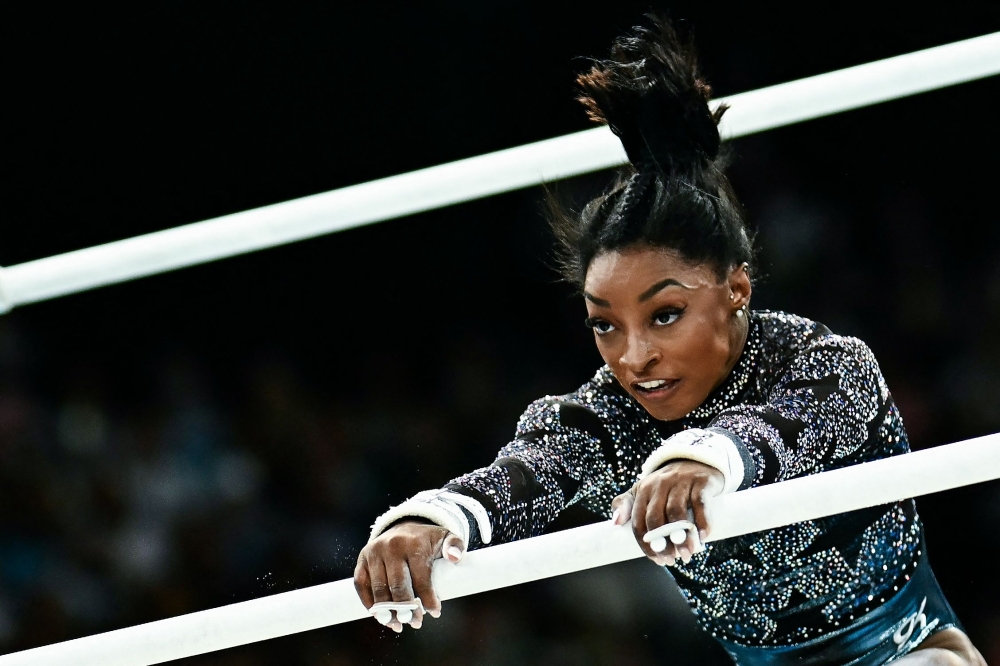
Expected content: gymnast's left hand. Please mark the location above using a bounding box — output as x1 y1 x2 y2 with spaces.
611 460 723 566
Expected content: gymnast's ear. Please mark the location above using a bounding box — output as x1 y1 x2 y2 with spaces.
727 263 752 310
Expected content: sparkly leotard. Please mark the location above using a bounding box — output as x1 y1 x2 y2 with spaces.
440 311 959 658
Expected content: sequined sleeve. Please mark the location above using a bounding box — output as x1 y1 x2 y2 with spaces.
444 371 646 548
710 333 891 487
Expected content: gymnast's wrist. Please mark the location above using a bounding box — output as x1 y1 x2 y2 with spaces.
369 489 493 546
658 459 724 477
382 517 435 531
640 427 748 495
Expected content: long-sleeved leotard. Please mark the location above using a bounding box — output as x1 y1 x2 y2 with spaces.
441 311 924 646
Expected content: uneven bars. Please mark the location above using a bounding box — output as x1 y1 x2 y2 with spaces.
3 432 999 666
1 31 999 313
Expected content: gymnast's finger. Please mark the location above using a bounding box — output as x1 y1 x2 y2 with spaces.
689 477 711 541
629 484 651 551
644 485 670 534
412 532 459 621
632 485 670 564
372 558 413 633
385 557 422 631
664 484 692 563
366 556 392 603
366 557 395 630
353 554 375 609
674 484 704 559
408 555 438 625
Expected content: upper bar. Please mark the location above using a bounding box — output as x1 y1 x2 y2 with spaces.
1 31 999 313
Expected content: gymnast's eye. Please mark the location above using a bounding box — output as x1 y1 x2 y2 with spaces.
585 317 616 335
653 308 683 326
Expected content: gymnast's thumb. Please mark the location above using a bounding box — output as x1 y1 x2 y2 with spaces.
442 533 466 563
610 487 636 525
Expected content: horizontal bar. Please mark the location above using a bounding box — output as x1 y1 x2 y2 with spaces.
1 31 999 313
4 432 998 665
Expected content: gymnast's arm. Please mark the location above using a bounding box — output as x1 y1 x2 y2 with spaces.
614 330 888 566
353 387 626 631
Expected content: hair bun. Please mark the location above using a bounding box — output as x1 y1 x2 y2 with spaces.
548 15 754 289
577 15 725 173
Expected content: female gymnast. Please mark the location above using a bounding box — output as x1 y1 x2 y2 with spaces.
353 17 986 665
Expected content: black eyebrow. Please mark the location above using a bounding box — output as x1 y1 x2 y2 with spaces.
639 278 686 302
584 278 685 307
583 292 611 307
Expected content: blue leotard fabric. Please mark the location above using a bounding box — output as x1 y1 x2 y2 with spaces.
717 548 960 664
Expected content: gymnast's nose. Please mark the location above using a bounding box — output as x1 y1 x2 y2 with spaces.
619 331 661 374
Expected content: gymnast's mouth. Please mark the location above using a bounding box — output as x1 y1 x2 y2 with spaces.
631 378 680 395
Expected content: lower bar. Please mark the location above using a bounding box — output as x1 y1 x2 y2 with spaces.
3 433 999 665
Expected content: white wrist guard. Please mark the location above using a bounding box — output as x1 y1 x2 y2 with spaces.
369 489 493 545
640 428 746 495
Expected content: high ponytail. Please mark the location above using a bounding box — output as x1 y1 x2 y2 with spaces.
549 14 754 287
576 17 726 172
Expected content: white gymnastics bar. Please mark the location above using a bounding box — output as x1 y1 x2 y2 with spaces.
3 432 999 666
1 31 999 314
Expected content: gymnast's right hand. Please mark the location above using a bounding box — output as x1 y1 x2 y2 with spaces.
353 521 466 632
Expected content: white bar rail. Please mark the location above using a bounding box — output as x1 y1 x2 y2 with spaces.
1 32 999 313
3 432 998 666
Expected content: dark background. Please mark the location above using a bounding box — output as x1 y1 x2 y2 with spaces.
2 3 1000 664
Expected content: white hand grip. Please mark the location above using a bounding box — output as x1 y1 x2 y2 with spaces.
643 520 696 553
368 599 423 625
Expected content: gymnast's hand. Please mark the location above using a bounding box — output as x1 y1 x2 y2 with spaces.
353 521 465 632
611 460 724 566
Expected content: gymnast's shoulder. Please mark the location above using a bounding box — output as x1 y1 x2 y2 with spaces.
754 309 887 377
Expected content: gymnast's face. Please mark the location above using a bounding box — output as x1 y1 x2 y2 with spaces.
583 245 752 421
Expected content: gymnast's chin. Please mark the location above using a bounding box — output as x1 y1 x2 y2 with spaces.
353 14 986 666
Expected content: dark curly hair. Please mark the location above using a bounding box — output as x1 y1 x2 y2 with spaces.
549 15 755 287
